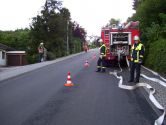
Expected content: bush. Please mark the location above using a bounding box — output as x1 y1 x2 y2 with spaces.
70 38 82 54
47 51 56 60
145 38 166 74
26 54 39 64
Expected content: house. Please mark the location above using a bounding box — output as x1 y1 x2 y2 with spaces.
0 43 15 66
0 43 27 66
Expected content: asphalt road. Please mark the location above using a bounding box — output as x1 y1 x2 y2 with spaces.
0 49 157 125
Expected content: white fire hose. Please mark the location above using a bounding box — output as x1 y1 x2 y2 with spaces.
109 52 165 125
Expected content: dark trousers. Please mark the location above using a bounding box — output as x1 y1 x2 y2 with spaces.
129 61 141 82
39 53 44 62
97 57 106 71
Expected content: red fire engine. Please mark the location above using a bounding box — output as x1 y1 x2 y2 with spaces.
101 21 140 64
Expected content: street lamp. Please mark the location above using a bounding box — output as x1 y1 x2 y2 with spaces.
66 20 69 55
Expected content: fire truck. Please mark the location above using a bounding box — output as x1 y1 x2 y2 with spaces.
101 21 140 64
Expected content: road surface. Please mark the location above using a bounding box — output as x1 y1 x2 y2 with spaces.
0 49 157 125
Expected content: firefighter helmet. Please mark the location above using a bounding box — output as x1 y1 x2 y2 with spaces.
40 42 44 45
134 35 139 41
98 39 103 43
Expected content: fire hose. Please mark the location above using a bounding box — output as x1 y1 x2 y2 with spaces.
109 50 165 125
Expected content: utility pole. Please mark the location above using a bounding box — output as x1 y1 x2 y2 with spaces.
66 20 69 55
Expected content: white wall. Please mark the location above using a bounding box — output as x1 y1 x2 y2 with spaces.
0 50 6 66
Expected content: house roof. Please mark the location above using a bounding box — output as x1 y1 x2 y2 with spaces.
0 43 16 51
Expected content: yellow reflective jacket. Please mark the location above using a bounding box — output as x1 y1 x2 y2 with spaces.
99 44 106 57
131 43 145 63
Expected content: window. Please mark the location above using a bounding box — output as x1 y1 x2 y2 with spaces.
2 51 5 59
105 30 109 36
112 33 129 42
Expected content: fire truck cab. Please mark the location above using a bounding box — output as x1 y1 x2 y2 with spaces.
101 21 140 64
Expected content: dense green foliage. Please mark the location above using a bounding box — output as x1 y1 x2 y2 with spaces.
28 0 86 62
0 0 86 64
130 0 166 74
0 29 30 51
106 18 120 27
145 38 166 74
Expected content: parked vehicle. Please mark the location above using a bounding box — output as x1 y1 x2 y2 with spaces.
101 21 140 65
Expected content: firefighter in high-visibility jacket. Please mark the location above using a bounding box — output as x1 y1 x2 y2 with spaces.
128 36 145 83
96 39 107 72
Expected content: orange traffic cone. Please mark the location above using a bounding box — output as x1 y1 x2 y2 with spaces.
64 72 74 87
84 60 89 68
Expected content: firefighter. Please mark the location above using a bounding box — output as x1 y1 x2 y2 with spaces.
38 42 45 62
83 42 88 52
96 39 107 72
128 35 145 83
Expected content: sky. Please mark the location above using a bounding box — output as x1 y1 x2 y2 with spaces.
0 0 135 37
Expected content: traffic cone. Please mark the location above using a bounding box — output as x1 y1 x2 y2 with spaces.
84 60 89 68
64 72 74 87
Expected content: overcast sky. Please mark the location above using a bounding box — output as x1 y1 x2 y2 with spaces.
0 0 135 36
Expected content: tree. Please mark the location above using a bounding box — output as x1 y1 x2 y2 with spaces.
72 22 86 41
70 21 87 52
132 0 142 10
106 18 120 27
130 0 166 74
29 0 86 62
0 29 30 51
29 0 67 58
